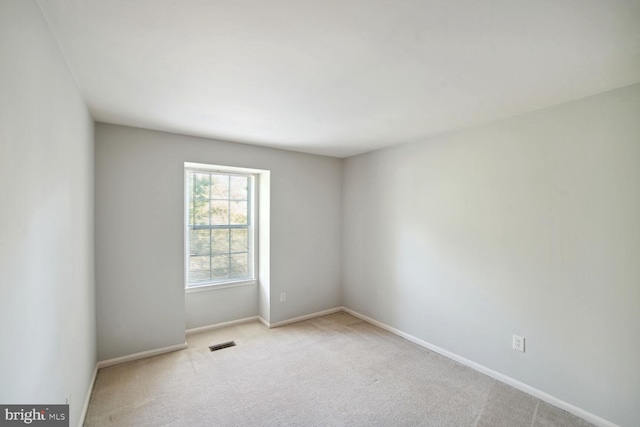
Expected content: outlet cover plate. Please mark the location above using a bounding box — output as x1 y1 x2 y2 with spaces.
513 335 525 352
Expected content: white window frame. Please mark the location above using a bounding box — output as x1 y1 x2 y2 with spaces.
184 162 258 292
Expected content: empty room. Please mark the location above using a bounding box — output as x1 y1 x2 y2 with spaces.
1 0 639 426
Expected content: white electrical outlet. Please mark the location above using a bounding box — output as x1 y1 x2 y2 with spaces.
513 335 525 352
280 292 286 302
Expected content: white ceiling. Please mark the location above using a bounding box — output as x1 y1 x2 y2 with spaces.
38 0 640 158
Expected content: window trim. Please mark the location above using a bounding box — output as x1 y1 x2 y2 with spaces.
184 162 258 291
185 279 256 294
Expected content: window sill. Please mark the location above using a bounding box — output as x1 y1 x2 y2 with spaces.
185 279 256 294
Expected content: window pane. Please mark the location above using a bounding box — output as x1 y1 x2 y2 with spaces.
190 229 210 255
211 174 229 199
230 228 248 252
189 256 210 282
230 253 249 278
211 200 229 225
212 255 229 280
192 173 210 200
230 175 248 200
230 201 247 225
191 199 210 226
211 229 229 254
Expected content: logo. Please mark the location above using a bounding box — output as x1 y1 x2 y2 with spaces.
1 405 68 426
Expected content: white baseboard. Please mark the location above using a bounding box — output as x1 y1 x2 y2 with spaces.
268 306 344 328
96 342 188 369
186 316 258 335
341 307 617 427
80 307 614 427
78 365 98 427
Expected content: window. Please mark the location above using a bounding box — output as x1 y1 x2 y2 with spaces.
185 164 256 289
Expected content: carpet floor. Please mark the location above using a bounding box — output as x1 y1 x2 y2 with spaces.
85 312 594 426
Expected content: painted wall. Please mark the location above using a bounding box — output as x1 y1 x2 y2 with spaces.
95 123 342 357
343 84 640 426
0 2 96 426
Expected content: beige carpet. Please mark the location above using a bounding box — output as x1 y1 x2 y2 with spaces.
85 312 594 426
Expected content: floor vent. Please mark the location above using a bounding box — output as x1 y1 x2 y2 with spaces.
209 341 236 352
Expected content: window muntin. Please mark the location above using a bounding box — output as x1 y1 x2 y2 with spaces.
186 168 255 287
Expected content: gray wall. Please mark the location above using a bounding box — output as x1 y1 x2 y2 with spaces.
95 123 342 358
0 2 96 426
343 84 640 426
